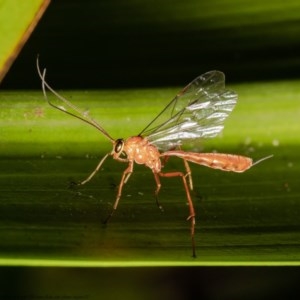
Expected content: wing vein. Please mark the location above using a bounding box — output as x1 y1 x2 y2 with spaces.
140 71 237 150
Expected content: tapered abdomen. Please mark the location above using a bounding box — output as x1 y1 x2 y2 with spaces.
161 151 252 172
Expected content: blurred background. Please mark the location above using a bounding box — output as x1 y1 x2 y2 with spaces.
1 266 300 300
2 0 300 89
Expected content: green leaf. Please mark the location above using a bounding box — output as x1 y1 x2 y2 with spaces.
0 0 50 82
0 80 299 266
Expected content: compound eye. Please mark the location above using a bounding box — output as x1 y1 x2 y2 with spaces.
114 139 124 153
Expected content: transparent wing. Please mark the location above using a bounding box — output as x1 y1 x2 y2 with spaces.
139 71 237 150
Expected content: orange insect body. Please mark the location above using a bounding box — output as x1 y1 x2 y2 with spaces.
161 151 253 173
119 136 253 173
37 58 268 257
120 136 161 172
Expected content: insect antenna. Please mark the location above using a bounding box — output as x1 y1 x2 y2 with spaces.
36 57 114 142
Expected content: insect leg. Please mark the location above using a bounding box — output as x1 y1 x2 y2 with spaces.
103 161 134 224
78 153 110 186
162 147 193 190
158 171 196 257
183 159 193 191
153 172 164 212
176 146 193 190
161 153 170 168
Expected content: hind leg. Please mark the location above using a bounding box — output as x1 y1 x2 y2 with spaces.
155 170 196 257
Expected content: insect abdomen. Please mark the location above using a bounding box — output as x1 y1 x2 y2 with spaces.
161 151 252 173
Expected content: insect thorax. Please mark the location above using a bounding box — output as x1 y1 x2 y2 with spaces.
124 136 161 172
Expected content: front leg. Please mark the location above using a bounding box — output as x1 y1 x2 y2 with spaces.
103 160 134 224
78 153 110 186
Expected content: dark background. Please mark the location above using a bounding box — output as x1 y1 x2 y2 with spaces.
2 0 300 89
1 267 300 299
